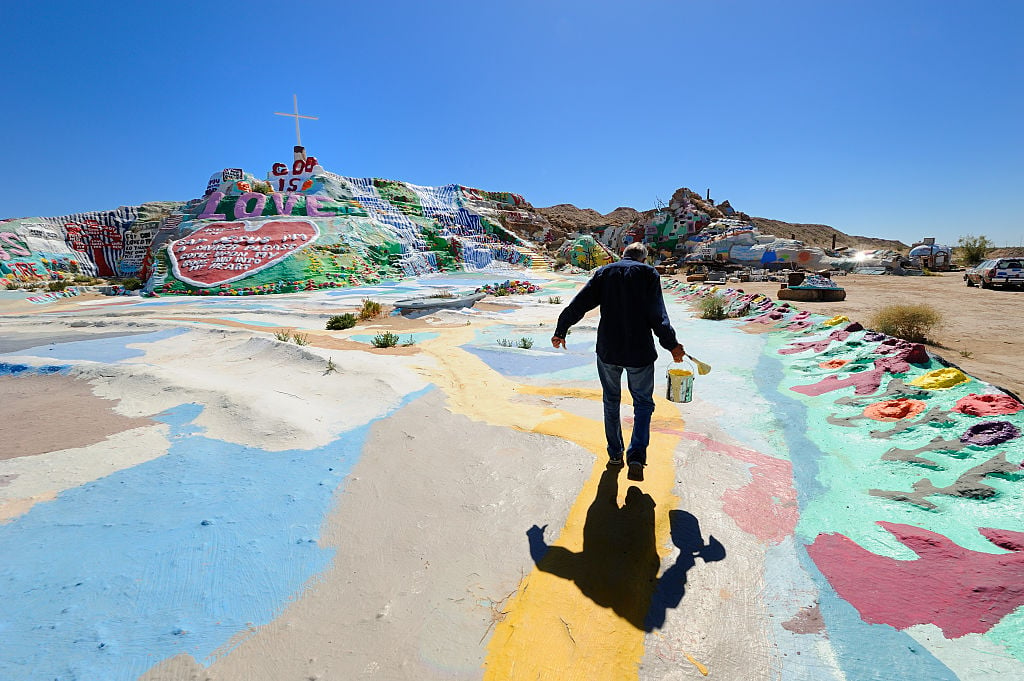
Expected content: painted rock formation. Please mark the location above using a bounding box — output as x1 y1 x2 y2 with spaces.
0 158 543 295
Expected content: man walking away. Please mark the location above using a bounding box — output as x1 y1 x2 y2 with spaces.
551 242 685 482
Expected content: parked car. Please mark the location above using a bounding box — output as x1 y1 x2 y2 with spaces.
964 258 1024 288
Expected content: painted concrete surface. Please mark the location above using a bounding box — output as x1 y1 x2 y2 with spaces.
0 273 1021 680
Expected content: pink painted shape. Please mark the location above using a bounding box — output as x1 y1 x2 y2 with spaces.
779 328 852 355
680 433 798 543
807 522 1024 638
793 355 911 396
954 394 1024 417
792 365 883 396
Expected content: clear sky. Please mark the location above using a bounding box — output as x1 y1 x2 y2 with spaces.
3 0 1022 246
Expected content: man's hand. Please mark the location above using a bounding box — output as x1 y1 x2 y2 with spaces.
671 344 686 363
551 336 566 349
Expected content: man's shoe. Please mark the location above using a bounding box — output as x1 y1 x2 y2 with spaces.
608 455 624 467
627 463 644 481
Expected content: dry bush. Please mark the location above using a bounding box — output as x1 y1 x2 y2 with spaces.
869 304 942 343
359 299 383 320
699 294 727 320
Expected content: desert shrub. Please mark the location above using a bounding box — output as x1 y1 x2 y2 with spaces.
292 333 309 346
359 298 383 320
869 304 942 343
957 234 994 266
274 329 292 342
47 280 71 291
326 313 357 330
517 337 534 349
497 338 515 347
371 331 399 348
548 296 561 304
122 278 143 291
699 294 728 320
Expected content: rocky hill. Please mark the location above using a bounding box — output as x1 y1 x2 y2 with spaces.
987 247 1024 258
749 218 909 252
534 190 909 253
534 204 638 232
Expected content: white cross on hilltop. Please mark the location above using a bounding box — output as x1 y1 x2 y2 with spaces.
274 95 318 147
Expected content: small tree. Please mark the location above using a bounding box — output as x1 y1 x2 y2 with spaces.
957 234 994 266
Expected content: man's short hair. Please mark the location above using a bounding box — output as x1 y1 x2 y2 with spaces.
623 242 648 262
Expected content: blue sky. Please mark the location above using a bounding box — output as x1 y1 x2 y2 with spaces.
3 0 1021 246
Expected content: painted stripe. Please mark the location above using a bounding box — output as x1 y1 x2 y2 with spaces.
411 330 684 679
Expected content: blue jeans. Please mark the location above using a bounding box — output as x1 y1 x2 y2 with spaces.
596 357 655 465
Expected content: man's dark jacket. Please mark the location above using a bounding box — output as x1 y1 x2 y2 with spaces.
554 259 679 367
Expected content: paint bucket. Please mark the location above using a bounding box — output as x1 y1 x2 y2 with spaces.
666 367 694 403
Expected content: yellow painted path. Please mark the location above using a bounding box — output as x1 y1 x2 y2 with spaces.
415 328 686 680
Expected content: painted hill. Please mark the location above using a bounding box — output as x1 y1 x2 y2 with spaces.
0 156 544 296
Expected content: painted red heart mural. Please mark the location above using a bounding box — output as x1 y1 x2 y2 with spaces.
167 219 320 287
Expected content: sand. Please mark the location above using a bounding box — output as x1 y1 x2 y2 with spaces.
0 373 152 459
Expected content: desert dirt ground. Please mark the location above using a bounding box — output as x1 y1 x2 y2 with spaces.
700 272 1024 399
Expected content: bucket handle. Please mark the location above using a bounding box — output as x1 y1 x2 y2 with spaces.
666 356 698 373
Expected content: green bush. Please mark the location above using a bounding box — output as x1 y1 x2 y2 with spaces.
122 278 143 291
517 337 534 349
326 313 357 330
957 234 994 266
371 331 400 348
548 296 561 304
699 294 728 320
870 304 943 343
273 329 292 342
47 280 71 291
292 333 309 346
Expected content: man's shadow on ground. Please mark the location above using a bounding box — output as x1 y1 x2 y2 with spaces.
527 466 726 631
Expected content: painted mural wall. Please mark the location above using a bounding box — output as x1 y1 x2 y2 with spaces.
0 159 532 294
